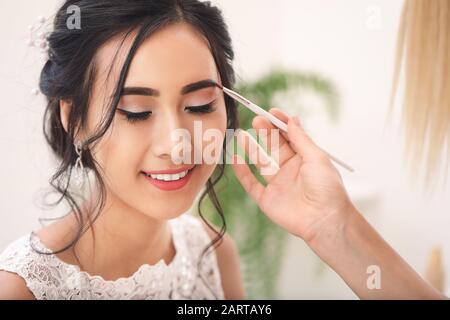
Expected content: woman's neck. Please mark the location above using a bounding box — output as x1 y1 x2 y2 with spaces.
65 190 177 280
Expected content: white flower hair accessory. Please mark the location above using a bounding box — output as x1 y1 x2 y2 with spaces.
27 15 53 96
26 15 52 59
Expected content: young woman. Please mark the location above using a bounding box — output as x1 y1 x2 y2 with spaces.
0 0 245 299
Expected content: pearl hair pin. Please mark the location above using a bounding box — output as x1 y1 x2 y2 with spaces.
27 15 52 96
27 15 50 58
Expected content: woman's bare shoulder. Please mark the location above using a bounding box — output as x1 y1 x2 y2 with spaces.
0 271 35 300
33 212 79 251
0 213 77 300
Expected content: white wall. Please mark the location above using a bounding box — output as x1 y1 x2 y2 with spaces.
0 0 65 245
1 0 449 298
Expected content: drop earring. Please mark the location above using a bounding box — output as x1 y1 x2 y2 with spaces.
73 141 87 188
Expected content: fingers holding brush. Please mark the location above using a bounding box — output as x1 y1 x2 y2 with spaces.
251 108 296 167
234 129 280 183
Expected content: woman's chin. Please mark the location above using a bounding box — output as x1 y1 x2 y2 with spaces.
139 194 196 219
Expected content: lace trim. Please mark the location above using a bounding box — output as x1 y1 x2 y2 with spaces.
27 217 183 284
0 214 224 300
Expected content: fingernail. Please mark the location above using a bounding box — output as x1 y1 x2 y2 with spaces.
294 115 302 127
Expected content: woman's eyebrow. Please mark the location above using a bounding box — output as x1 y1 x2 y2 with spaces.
180 79 220 95
120 79 220 97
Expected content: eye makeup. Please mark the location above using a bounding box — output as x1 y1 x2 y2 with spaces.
184 100 216 114
116 109 152 123
116 99 217 124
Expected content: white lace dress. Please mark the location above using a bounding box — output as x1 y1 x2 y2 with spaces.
0 214 224 300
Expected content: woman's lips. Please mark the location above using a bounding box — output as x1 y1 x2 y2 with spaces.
142 165 195 175
141 165 195 191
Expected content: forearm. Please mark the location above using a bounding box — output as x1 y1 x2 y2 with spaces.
307 204 445 299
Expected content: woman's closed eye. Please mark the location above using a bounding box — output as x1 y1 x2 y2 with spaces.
184 101 216 114
116 101 216 123
116 109 152 123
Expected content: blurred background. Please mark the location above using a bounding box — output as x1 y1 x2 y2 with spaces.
1 0 450 299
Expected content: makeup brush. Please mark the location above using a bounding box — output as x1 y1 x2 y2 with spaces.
219 84 354 172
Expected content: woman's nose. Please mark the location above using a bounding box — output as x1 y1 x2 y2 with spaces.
150 111 190 160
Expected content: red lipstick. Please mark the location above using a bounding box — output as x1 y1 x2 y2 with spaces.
141 165 195 191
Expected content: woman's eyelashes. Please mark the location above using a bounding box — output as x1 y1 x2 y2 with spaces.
116 101 216 123
116 109 151 123
184 101 216 114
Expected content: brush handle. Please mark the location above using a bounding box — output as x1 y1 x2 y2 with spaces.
247 102 288 132
248 102 354 172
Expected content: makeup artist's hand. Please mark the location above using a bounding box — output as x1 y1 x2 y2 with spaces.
231 109 445 300
231 108 354 242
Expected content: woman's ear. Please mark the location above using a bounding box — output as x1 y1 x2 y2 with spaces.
60 100 86 142
59 99 72 133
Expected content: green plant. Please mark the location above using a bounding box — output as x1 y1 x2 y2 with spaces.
195 68 339 299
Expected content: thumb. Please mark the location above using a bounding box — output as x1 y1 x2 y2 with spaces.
287 116 326 161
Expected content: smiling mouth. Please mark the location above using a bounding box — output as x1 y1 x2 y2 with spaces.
141 166 196 191
142 167 192 181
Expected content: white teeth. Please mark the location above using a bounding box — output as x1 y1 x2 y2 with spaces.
179 171 187 178
148 169 190 181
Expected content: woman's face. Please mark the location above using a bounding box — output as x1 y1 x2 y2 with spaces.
80 22 227 220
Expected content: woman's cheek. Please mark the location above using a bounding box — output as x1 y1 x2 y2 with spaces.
192 108 227 186
95 125 140 190
200 108 227 165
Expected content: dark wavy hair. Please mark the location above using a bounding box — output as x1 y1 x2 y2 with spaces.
37 0 238 298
